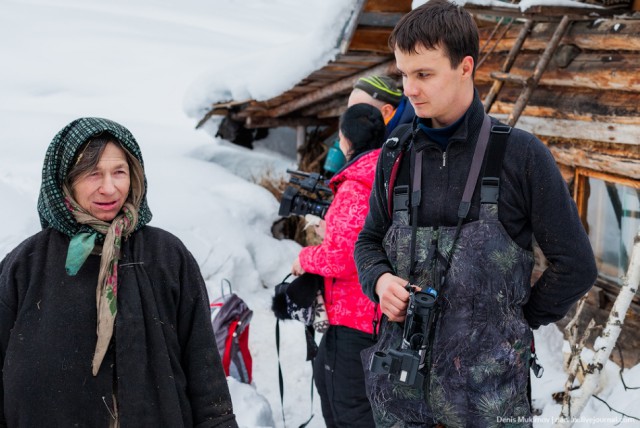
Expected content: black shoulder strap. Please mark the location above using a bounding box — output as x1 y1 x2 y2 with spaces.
384 125 414 217
480 124 511 204
276 320 316 428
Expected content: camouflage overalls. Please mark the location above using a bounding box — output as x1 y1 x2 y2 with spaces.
362 146 535 427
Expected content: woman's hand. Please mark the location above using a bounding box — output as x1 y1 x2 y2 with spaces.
375 273 411 322
291 256 305 276
314 219 326 239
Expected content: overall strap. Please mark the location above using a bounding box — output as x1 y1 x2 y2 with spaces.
408 148 423 285
480 124 511 205
445 114 493 276
407 114 492 284
458 114 493 219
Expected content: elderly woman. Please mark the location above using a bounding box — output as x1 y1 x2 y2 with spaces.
290 103 386 428
0 118 237 427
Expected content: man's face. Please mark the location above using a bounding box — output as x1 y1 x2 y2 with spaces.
395 43 473 128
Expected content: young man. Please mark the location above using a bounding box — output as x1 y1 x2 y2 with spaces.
348 75 415 138
354 1 597 427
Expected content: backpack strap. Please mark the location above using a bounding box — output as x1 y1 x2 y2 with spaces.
481 124 511 204
383 124 414 218
275 320 316 428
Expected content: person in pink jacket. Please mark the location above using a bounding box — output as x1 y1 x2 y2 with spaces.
291 103 386 427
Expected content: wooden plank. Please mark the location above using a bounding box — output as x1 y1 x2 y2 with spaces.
464 3 623 20
306 68 361 79
349 27 393 53
266 60 396 118
317 105 348 119
332 54 388 66
550 145 640 179
301 96 349 117
244 116 332 129
339 0 366 55
358 12 404 27
479 19 640 53
363 0 411 13
492 114 640 145
476 52 640 92
479 86 640 121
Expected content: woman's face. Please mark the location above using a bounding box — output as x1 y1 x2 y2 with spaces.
72 142 131 221
338 130 351 160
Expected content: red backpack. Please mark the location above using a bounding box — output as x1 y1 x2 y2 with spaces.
210 279 253 384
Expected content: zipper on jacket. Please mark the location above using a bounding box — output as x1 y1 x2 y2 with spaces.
442 151 447 167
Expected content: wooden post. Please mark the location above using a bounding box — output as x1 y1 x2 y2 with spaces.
508 15 572 126
296 126 306 164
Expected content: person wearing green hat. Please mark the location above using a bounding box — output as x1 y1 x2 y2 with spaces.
0 117 237 427
348 74 415 138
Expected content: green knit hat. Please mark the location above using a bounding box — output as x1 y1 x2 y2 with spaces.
37 117 152 238
353 75 403 107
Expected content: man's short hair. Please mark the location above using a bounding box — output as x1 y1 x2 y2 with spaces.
353 75 403 107
388 0 479 73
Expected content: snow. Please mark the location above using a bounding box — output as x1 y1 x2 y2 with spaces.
442 0 605 11
1 1 638 427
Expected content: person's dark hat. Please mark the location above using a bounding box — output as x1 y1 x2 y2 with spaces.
353 75 403 107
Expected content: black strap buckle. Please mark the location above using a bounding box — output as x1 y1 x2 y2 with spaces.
481 177 500 204
490 125 511 134
393 185 410 212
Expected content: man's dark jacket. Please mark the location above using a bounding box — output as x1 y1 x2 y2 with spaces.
0 226 237 427
355 93 597 329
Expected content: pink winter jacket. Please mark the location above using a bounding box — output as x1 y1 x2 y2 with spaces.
299 149 380 334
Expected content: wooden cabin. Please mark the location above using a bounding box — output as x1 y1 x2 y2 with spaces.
199 0 640 365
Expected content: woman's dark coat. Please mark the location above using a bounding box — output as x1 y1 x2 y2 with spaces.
0 226 237 427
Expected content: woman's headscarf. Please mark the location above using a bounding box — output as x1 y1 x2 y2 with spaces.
38 117 152 234
37 117 153 375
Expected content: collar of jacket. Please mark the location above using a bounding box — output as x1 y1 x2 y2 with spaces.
329 148 380 192
409 89 486 154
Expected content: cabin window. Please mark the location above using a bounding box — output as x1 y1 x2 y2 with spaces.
575 168 640 287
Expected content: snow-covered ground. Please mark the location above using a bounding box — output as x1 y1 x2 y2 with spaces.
1 1 638 427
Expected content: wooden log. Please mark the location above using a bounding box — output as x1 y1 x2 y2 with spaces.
492 113 640 146
506 15 572 126
358 12 405 27
349 27 394 53
476 51 640 92
363 0 411 13
300 96 349 116
479 19 640 53
479 85 640 121
546 139 640 179
265 60 395 118
465 3 624 21
243 116 332 129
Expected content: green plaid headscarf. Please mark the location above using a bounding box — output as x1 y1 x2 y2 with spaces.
38 117 152 235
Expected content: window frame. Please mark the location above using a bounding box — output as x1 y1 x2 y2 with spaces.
573 167 640 298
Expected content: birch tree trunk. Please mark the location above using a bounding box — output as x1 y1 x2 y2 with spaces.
555 225 640 427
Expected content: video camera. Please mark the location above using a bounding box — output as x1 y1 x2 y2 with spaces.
278 169 333 219
370 285 438 388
